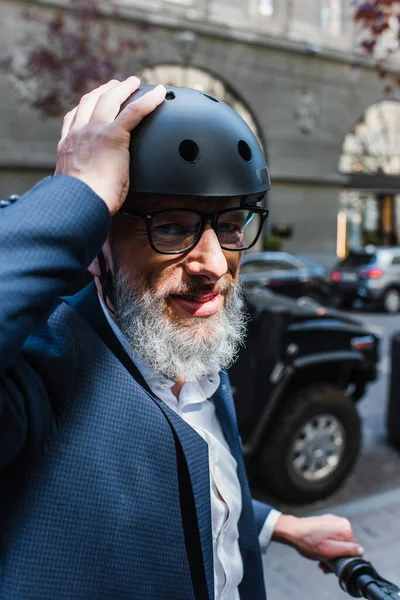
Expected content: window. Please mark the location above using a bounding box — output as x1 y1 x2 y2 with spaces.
273 260 298 271
241 260 294 274
339 102 400 176
241 261 271 274
338 252 376 268
321 0 342 37
259 0 274 17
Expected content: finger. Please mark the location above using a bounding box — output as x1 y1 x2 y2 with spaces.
318 562 333 575
60 106 78 141
71 79 121 130
90 76 142 124
333 518 357 543
115 84 166 132
320 539 364 559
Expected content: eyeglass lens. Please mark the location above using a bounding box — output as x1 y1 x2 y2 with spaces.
150 209 261 252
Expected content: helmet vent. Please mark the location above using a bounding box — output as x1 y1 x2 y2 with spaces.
179 139 200 163
201 92 219 103
165 91 176 100
238 140 252 162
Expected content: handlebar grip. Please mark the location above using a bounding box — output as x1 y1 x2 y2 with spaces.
323 557 377 597
324 557 359 578
323 557 400 599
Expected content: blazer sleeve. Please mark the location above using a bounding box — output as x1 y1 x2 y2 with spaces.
252 498 273 534
252 499 282 553
0 175 110 467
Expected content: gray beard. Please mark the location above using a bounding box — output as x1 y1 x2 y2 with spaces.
112 265 248 381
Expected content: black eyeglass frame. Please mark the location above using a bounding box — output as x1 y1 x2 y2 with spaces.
118 205 269 255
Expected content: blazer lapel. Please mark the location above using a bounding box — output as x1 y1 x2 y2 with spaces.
64 284 214 600
213 371 267 600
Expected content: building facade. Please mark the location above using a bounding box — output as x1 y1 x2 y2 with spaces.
0 0 398 264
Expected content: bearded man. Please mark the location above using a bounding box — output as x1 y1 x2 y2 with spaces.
0 78 362 600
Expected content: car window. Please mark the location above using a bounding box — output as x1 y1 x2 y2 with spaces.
276 254 302 269
391 255 400 265
297 256 316 268
376 250 396 266
269 260 296 271
241 260 294 273
241 261 271 274
338 252 376 268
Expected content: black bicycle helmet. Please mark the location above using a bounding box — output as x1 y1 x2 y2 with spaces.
122 85 270 208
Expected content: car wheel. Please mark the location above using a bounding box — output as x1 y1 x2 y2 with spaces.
256 383 361 503
382 288 400 314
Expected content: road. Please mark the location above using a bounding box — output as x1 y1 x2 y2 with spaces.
261 310 400 599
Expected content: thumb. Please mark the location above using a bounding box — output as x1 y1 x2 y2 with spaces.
322 539 364 559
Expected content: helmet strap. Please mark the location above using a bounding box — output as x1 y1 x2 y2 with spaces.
97 251 116 316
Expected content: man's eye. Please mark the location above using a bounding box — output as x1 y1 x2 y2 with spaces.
218 222 241 233
153 223 197 236
153 223 181 235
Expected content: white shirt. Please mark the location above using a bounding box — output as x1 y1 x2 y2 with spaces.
99 295 281 599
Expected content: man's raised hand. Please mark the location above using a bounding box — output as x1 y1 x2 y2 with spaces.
55 77 166 215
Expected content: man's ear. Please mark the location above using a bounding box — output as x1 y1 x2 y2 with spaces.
88 255 101 279
88 240 113 280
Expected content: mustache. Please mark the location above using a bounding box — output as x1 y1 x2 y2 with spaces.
163 278 239 298
113 257 241 301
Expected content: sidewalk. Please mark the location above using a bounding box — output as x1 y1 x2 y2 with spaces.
263 487 400 599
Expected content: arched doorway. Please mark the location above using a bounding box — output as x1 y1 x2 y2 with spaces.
338 101 400 257
135 64 264 147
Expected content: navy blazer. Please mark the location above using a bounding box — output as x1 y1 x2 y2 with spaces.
0 176 271 599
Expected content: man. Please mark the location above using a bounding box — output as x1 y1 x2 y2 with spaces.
0 77 362 600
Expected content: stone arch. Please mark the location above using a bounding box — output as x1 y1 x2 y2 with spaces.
135 64 266 151
339 101 400 176
337 101 400 255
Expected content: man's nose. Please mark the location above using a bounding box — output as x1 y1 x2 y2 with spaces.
184 227 228 281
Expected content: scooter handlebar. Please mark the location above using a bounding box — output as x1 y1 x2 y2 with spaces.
323 557 400 600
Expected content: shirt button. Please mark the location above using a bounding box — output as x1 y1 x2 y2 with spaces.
160 383 169 389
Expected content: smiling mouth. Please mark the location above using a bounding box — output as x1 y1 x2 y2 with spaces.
168 292 223 317
170 293 218 303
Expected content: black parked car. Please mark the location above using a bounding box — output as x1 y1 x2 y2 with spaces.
229 287 380 503
240 251 331 306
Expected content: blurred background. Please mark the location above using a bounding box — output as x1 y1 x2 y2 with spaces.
2 1 400 597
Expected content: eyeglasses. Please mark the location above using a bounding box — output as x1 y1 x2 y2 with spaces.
119 205 269 255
